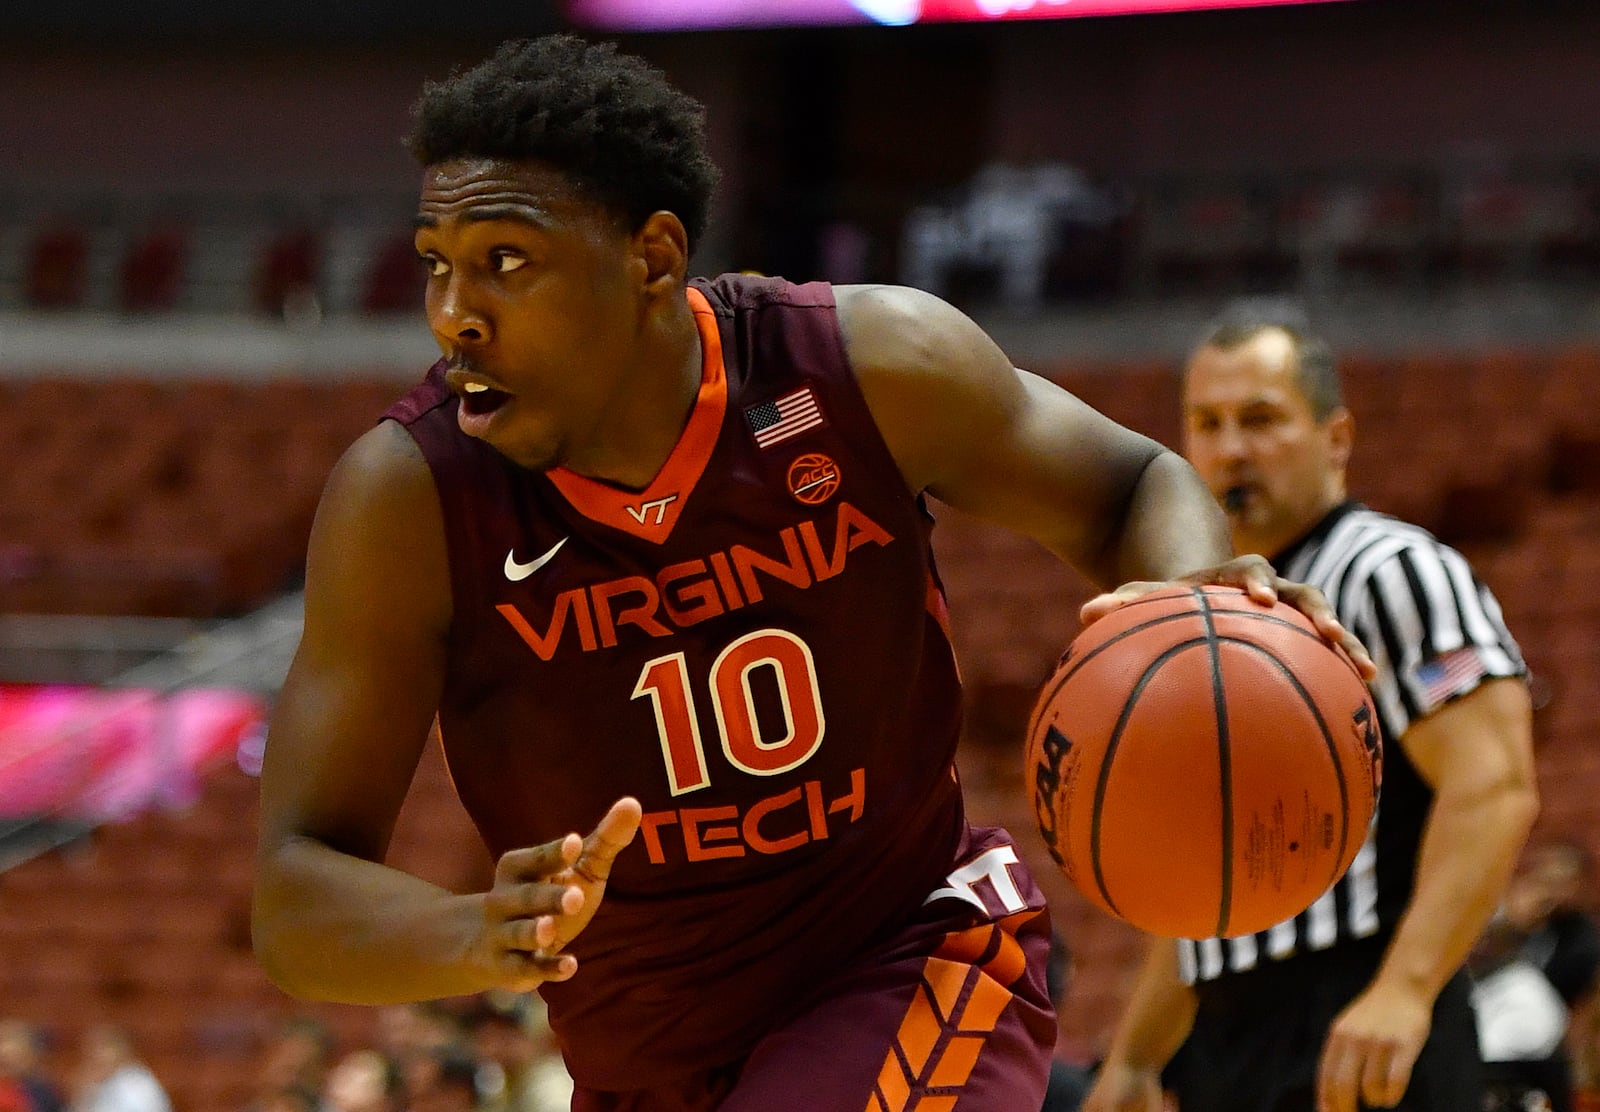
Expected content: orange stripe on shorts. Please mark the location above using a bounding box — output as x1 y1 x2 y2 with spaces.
934 909 1041 990
865 938 1021 1110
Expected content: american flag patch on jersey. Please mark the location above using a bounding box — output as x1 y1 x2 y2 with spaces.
745 386 825 449
1417 646 1491 707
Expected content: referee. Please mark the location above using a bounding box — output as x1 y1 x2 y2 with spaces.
1083 306 1539 1112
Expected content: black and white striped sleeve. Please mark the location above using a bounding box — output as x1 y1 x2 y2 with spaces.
1346 537 1526 740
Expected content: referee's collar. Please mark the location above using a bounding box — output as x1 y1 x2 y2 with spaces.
1271 499 1363 568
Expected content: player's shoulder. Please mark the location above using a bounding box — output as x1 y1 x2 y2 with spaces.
307 420 450 628
832 283 997 378
318 420 439 524
834 282 963 336
695 276 982 368
336 418 429 481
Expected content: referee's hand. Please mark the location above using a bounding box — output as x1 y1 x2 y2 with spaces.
1315 979 1432 1112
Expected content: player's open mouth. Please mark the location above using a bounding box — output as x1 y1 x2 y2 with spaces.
460 381 512 416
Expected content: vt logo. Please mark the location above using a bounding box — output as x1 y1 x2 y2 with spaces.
627 494 679 527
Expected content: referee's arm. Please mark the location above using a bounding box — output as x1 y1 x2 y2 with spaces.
1316 677 1538 1112
1082 939 1194 1112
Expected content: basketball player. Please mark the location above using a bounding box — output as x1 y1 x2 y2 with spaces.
1083 306 1538 1112
250 39 1369 1111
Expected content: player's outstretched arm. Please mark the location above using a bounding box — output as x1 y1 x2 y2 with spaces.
835 284 1371 671
252 422 640 1002
837 283 1231 590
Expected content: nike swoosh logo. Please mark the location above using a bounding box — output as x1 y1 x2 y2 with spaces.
504 537 568 582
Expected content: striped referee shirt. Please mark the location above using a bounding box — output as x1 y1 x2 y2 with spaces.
1178 501 1527 984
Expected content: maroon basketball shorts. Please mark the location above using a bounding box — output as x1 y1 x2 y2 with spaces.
572 825 1058 1112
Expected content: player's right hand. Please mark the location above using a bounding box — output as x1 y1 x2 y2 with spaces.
1081 1061 1165 1112
470 796 643 991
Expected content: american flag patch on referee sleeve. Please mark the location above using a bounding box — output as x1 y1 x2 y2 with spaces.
745 386 825 449
1416 646 1491 707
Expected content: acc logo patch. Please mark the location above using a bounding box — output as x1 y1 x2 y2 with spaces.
786 453 841 505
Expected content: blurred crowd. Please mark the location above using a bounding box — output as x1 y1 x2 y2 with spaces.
0 993 573 1112
1472 842 1600 1112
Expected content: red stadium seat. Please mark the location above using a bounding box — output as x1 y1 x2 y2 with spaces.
251 227 321 317
25 224 91 309
360 232 425 314
118 226 190 312
1329 176 1435 286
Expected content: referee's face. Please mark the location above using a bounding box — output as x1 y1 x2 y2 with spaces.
1182 331 1349 560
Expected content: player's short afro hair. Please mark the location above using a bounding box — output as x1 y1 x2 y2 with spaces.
408 35 719 252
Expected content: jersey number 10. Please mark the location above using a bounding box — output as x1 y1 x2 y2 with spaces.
631 628 826 797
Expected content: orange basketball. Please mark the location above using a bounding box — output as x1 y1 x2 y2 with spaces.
1025 585 1381 939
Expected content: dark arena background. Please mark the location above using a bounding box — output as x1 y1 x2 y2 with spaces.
2 0 1599 1107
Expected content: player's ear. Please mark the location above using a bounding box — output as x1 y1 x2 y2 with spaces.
1325 406 1354 471
634 211 689 298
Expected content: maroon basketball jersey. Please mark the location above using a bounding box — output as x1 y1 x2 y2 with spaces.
386 275 971 1089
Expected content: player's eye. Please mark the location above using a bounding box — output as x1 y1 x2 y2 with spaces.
491 251 527 274
418 254 448 277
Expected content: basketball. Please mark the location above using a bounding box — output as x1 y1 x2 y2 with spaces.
1025 584 1382 939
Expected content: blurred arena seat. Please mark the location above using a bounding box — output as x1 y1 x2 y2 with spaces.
1535 167 1600 280
118 225 191 313
1542 348 1600 495
24 223 91 309
0 718 486 1112
0 350 1582 623
1133 180 1283 296
1327 174 1437 288
0 376 405 619
4 162 1597 321
251 226 322 318
360 231 426 314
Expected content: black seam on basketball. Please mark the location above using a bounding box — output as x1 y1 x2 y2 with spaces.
1031 613 1203 716
1198 590 1234 938
1205 609 1367 684
1221 637 1354 888
1088 635 1216 920
1035 604 1326 735
1204 610 1324 637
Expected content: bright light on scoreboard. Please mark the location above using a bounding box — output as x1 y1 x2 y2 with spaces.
566 0 1350 31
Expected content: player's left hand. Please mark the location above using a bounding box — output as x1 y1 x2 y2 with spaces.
484 796 643 987
1079 554 1377 680
1315 978 1434 1112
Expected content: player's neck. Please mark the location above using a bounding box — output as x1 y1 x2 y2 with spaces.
560 304 705 492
